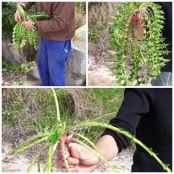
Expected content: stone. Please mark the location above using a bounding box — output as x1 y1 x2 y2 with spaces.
27 67 40 80
2 39 37 64
66 25 86 86
2 39 26 64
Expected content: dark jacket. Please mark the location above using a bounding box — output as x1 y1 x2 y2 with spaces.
103 88 172 172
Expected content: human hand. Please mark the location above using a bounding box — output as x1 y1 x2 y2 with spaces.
14 10 22 22
22 21 33 30
56 136 99 172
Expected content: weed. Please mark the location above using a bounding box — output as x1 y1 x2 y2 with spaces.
109 2 169 85
12 3 48 49
9 88 171 172
2 60 36 73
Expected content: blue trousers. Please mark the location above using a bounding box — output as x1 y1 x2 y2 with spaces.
37 37 71 86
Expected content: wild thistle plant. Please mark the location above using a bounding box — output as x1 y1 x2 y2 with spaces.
12 4 48 50
9 88 171 172
109 2 169 85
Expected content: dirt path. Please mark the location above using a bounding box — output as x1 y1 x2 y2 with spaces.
2 142 134 172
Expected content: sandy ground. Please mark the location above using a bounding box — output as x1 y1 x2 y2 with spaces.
2 141 134 172
88 41 117 87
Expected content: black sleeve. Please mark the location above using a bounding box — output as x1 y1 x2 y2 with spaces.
102 89 155 152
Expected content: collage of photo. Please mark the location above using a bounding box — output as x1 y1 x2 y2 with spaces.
1 1 173 173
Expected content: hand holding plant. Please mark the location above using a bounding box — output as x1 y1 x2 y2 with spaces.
22 20 33 30
56 140 100 172
12 3 48 49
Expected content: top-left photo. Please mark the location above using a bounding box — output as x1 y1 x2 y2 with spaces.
2 2 86 86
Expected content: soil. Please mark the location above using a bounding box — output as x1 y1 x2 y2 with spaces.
88 42 116 86
2 72 39 86
2 141 134 172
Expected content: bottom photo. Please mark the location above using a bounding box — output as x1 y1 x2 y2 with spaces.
2 88 172 172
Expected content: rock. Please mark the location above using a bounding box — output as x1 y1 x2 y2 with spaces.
66 25 86 86
2 38 37 64
2 38 26 64
88 65 115 86
27 67 40 80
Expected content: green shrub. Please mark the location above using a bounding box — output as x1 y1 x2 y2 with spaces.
2 60 35 73
2 2 16 39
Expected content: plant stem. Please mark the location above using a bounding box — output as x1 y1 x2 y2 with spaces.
51 88 60 123
47 145 53 172
9 133 49 155
77 121 171 172
140 48 146 64
37 155 41 172
60 139 71 172
26 154 40 172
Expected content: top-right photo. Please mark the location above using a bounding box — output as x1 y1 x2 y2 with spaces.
88 2 172 86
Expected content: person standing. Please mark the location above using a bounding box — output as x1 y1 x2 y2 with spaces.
15 2 75 86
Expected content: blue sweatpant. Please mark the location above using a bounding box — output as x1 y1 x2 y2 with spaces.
37 37 71 86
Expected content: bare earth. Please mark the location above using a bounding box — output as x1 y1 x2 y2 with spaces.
2 142 134 172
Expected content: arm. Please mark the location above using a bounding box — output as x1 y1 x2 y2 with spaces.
96 135 119 161
56 89 153 171
102 88 153 152
36 2 74 33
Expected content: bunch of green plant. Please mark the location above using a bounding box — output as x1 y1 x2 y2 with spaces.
109 2 169 85
12 4 48 49
75 2 86 14
9 88 171 172
2 60 35 73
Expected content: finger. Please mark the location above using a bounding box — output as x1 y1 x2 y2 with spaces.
57 160 75 169
69 143 81 159
15 14 19 22
68 157 79 165
15 11 21 22
17 14 22 22
56 157 78 167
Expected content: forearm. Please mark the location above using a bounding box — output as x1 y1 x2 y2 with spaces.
96 135 119 161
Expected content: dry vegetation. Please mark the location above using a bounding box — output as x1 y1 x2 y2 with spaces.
88 3 118 86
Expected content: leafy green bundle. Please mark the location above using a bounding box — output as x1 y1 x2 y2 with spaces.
110 2 169 85
12 4 48 49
